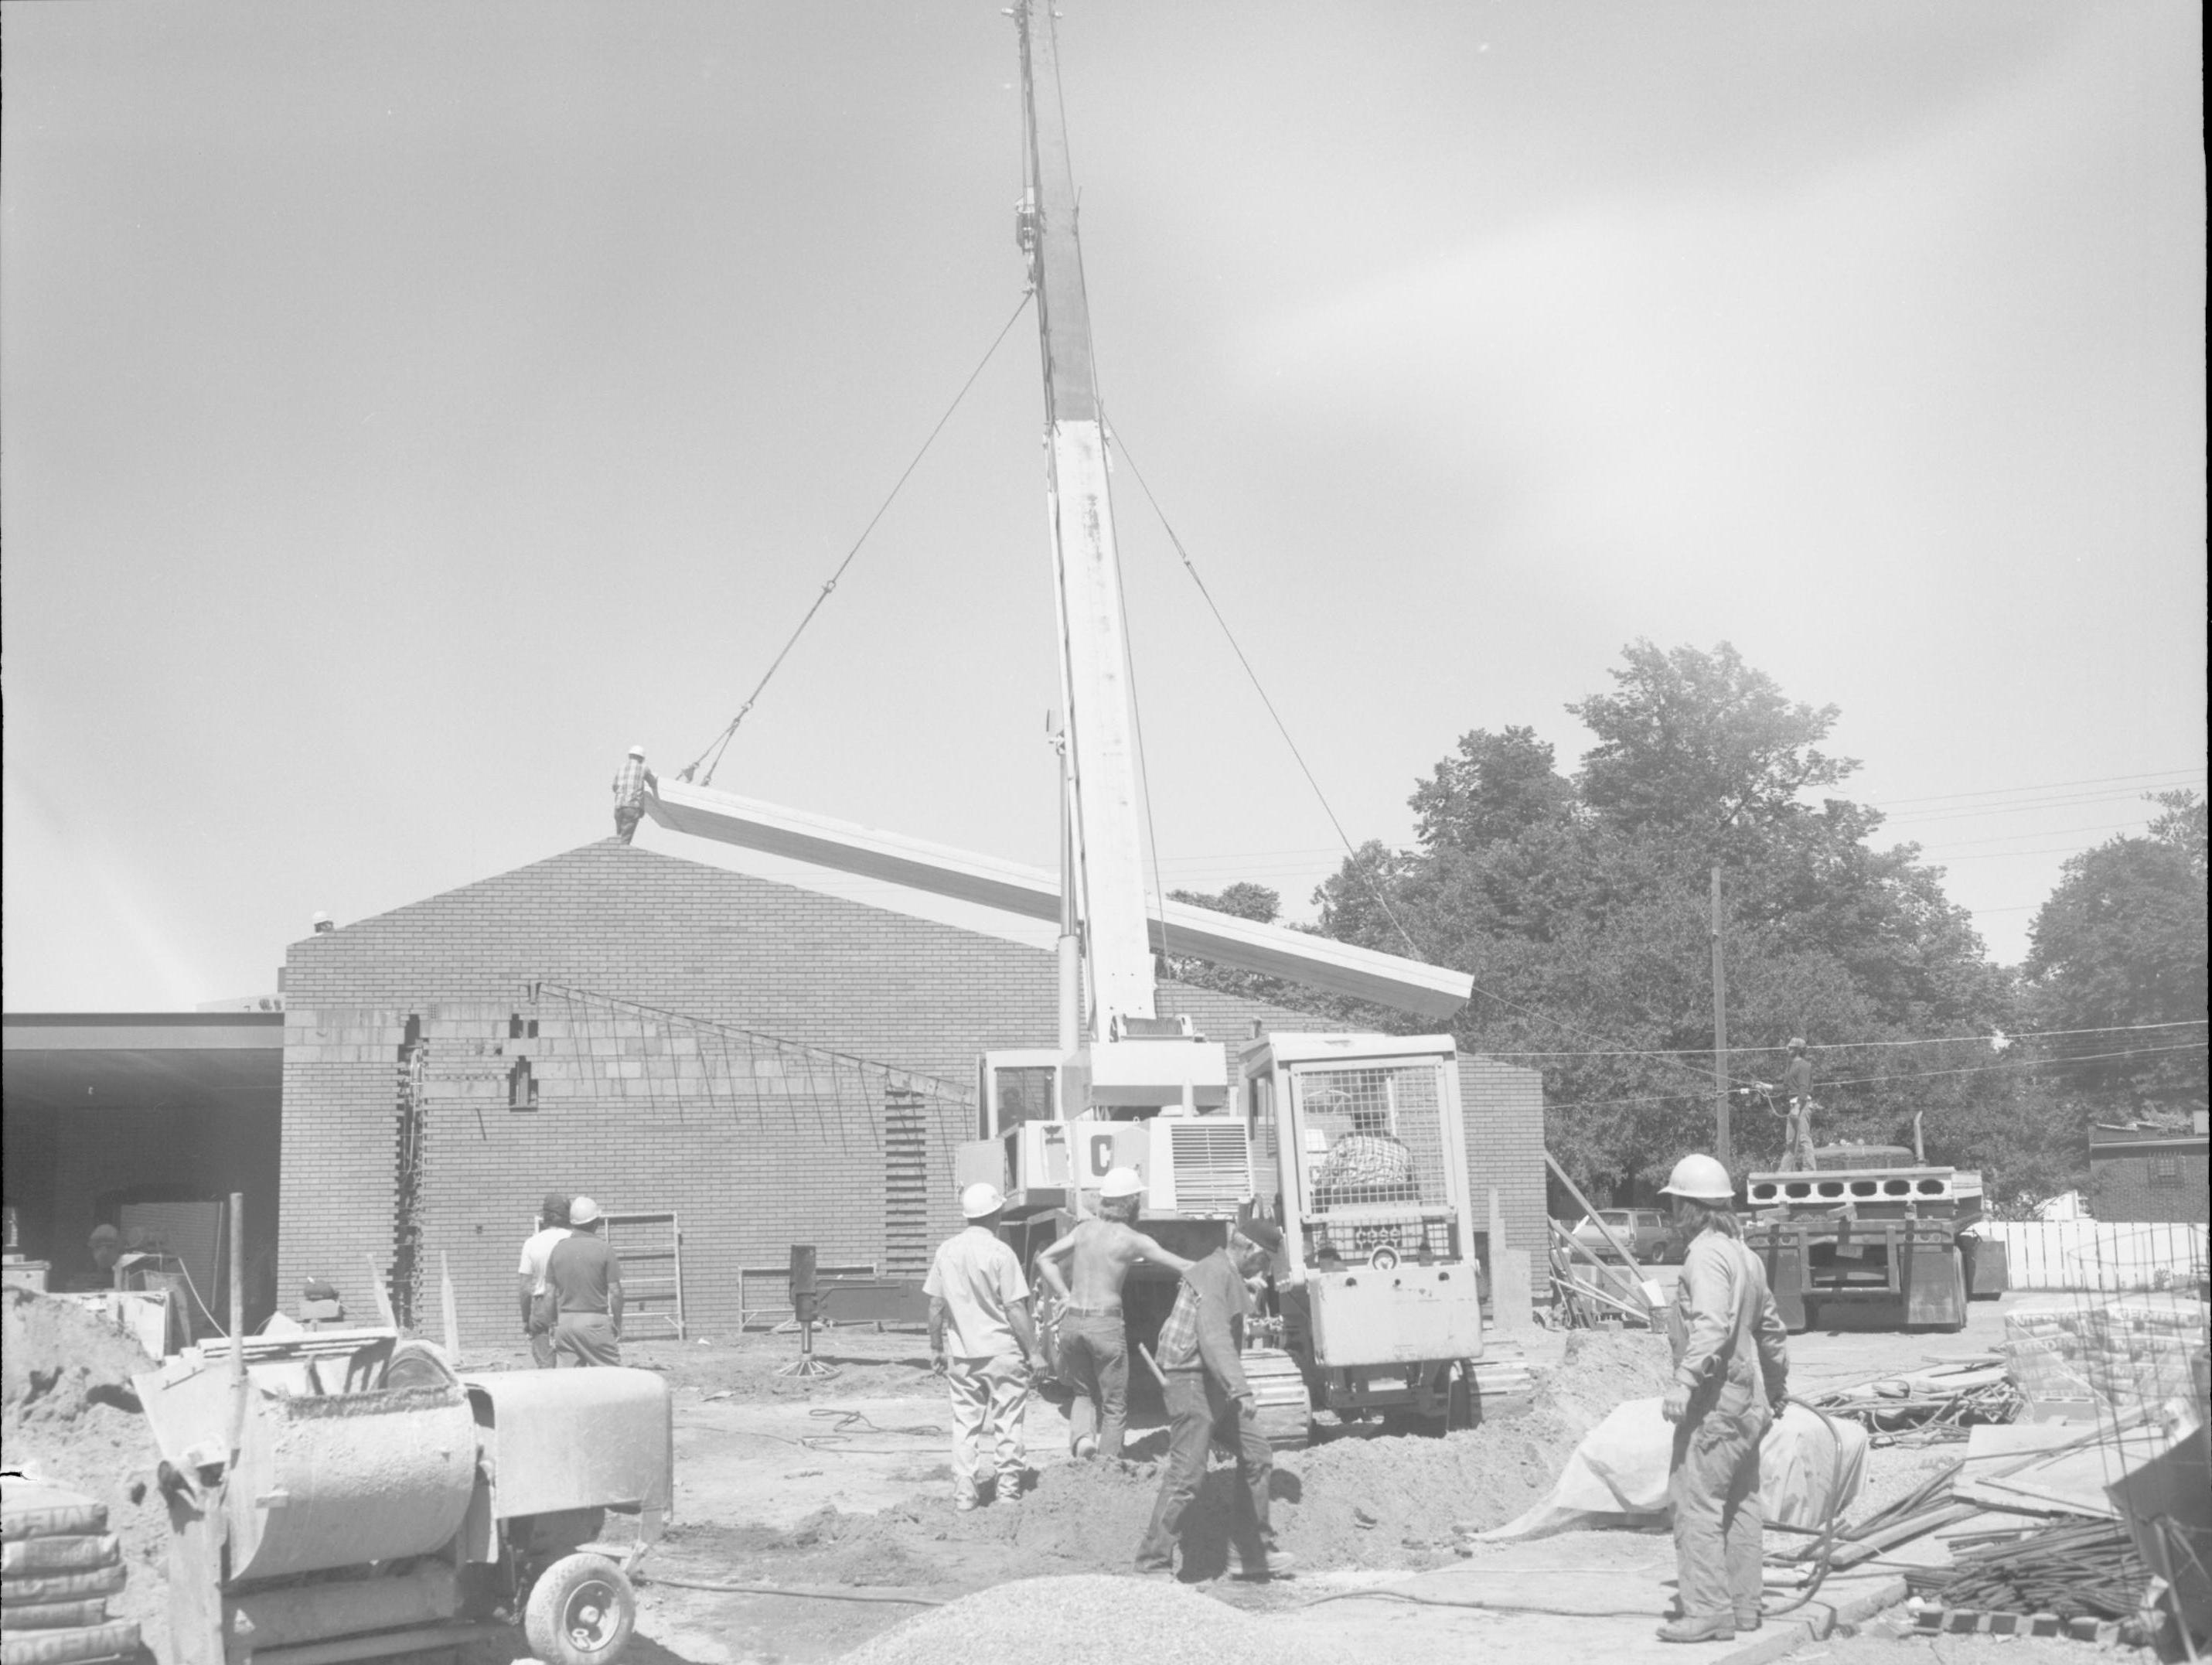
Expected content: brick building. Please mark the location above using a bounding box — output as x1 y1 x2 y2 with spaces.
278 840 1546 1346
2088 1115 2211 1223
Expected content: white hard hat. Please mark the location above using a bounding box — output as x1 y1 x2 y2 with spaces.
1658 1154 1734 1202
568 1195 603 1226
960 1182 1004 1220
1788 1037 1807 1050
310 910 331 924
627 744 646 757
1099 1166 1143 1200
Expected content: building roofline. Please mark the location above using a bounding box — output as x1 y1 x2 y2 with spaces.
3 1011 285 1050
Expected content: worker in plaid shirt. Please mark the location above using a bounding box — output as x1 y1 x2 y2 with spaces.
1134 1217 1293 1581
610 745 659 844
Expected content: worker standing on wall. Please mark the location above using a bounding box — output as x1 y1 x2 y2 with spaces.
1780 1039 1817 1172
925 1182 1046 1511
516 1192 571 1369
546 1196 624 1366
1033 1166 1193 1461
1657 1154 1790 1645
1135 1218 1294 1582
611 745 658 844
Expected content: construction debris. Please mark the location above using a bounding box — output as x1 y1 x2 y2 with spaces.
1905 1518 2159 1644
1805 1356 2022 1445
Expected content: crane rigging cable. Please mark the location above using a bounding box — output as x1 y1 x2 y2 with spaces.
680 290 1036 787
1106 419 1780 1103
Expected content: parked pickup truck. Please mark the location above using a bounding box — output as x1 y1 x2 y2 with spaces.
1567 1207 1678 1264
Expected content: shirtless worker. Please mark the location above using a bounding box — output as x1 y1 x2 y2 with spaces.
1034 1166 1193 1462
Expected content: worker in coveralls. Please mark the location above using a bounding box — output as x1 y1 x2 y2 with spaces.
1657 1153 1791 1645
1135 1218 1294 1581
516 1192 571 1369
1779 1039 1818 1172
546 1196 624 1366
611 745 658 844
925 1182 1046 1511
1033 1165 1192 1462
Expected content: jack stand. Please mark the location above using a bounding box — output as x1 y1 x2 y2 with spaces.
776 1315 839 1379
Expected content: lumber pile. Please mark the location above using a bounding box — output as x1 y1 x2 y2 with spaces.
1805 1356 2021 1445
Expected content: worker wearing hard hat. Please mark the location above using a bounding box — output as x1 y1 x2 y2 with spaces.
516 1192 572 1369
1779 1039 1817 1172
1135 1217 1294 1581
610 745 659 844
925 1182 1047 1511
1655 1154 1790 1645
1033 1167 1194 1462
545 1196 625 1366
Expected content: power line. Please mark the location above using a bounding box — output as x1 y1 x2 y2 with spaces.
678 290 1036 786
1487 1020 2208 1062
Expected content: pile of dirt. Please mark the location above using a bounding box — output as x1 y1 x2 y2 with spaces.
0 1291 169 1639
838 1573 1330 1665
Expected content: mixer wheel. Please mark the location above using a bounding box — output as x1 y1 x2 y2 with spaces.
524 1553 636 1665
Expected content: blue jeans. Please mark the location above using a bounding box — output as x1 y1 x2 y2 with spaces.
1058 1312 1130 1458
1135 1371 1273 1573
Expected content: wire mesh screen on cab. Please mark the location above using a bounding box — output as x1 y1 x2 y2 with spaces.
1293 1063 1457 1264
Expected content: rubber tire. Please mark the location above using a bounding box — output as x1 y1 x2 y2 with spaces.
523 1553 636 1665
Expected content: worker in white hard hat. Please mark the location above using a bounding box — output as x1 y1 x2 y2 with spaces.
924 1182 1046 1511
1033 1166 1194 1461
610 745 659 844
1655 1153 1790 1645
310 912 336 935
545 1196 625 1367
1778 1039 1817 1172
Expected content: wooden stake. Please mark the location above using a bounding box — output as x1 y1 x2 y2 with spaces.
439 1253 460 1357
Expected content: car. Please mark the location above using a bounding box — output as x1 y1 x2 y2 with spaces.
1568 1207 1678 1265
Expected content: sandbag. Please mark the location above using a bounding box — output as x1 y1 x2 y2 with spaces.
0 1601 107 1633
1480 1397 1866 1541
0 1621 139 1665
0 1540 117 1578
0 1570 124 1607
0 1482 106 1545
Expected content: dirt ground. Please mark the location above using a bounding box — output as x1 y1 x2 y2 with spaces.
5 1290 2156 1665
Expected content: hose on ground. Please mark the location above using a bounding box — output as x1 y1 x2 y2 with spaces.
642 1574 944 1607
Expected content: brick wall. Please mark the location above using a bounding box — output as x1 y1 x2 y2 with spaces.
279 840 1546 1343
2090 1145 2210 1223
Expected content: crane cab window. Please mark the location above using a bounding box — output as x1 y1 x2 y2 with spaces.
989 1066 1056 1139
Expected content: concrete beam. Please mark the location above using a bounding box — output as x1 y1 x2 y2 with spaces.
646 780 1471 1019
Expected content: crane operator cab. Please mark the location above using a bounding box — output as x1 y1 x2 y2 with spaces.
974 1015 1240 1220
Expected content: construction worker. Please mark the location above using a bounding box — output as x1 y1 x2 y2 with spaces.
516 1192 571 1368
546 1196 624 1366
611 745 658 844
1656 1153 1790 1645
1033 1166 1193 1461
1135 1218 1294 1582
1780 1039 1817 1172
925 1182 1046 1511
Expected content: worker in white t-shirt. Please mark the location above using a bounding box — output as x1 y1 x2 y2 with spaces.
925 1183 1045 1510
516 1192 571 1368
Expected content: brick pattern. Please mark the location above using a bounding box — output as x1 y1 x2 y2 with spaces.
2090 1148 2210 1223
278 841 1548 1343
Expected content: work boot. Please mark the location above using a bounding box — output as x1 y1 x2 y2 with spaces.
954 1494 978 1513
1073 1435 1099 1459
1734 1608 1764 1631
1657 1613 1736 1644
1239 1550 1297 1581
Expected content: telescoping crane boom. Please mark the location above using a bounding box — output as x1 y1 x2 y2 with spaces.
973 3 1491 1447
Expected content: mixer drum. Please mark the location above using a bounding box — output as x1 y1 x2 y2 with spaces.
225 1384 479 1579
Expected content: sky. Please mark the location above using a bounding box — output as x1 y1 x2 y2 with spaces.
3 1 2203 1011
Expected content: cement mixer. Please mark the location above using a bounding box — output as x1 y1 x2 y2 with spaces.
135 1329 670 1665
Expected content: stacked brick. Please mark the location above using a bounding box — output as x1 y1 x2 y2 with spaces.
2002 1298 2211 1411
278 841 1549 1344
0 1479 136 1665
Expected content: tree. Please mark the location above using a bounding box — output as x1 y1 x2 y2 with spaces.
1293 641 2016 1202
2021 790 2209 1118
1570 640 1858 842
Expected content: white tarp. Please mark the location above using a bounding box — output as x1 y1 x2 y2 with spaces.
1481 1399 1868 1541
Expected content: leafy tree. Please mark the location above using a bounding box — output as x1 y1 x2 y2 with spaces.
1570 640 1857 842
2021 790 2209 1118
1409 725 1576 852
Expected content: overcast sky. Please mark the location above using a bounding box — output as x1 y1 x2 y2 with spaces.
4 2 2203 1011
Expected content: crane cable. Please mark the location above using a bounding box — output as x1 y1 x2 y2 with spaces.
680 290 1037 787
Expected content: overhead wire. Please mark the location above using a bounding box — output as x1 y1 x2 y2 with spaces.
679 289 1036 786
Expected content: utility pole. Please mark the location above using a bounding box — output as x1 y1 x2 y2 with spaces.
1711 865 1732 1169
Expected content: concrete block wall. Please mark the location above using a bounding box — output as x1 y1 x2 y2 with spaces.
278 840 1548 1343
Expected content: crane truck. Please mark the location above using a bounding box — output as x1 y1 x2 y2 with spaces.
966 2 1486 1445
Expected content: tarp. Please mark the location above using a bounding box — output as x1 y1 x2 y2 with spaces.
1480 1399 1867 1541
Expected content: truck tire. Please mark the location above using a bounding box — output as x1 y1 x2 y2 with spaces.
523 1553 636 1665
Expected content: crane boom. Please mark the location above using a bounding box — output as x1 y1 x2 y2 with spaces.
1016 0 1155 1041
